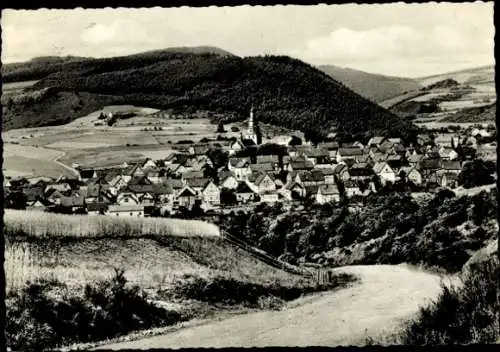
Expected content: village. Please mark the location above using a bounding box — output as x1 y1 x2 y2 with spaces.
3 107 497 217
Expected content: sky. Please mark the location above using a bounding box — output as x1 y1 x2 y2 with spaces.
1 2 495 77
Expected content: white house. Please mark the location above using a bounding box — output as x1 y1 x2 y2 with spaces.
373 162 396 185
316 184 340 204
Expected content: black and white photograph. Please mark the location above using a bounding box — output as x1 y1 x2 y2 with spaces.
2 2 498 350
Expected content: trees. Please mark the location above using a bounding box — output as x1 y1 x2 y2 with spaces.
216 122 226 133
458 159 495 189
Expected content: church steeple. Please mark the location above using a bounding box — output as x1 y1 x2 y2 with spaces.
248 105 254 133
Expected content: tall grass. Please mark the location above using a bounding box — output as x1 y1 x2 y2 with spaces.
4 209 220 238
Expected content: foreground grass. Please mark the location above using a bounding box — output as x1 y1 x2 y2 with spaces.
398 255 499 345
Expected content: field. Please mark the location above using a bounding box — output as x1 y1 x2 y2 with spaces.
2 110 240 171
2 143 77 179
4 210 310 295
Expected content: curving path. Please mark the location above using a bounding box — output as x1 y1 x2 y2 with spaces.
96 264 459 350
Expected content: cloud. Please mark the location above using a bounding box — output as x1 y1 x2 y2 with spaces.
290 23 493 76
81 23 117 44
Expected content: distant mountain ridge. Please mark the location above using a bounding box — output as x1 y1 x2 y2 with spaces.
2 49 417 142
318 65 422 102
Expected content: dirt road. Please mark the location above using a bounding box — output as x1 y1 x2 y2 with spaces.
96 264 458 349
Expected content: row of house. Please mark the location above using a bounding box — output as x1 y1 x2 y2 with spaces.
6 124 494 215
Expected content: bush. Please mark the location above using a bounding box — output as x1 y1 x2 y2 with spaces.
400 256 499 345
5 269 184 351
165 274 353 308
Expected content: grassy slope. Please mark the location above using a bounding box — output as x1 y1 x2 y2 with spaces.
4 210 311 294
318 65 422 102
2 51 416 140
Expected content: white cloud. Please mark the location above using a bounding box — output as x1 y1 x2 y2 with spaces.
81 23 117 44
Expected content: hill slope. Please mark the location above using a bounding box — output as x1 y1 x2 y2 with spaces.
318 65 422 102
416 65 495 87
2 52 416 141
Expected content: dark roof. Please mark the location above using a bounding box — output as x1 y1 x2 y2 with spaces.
441 160 462 171
177 187 197 197
187 177 211 188
128 176 153 186
22 186 45 202
190 144 211 155
60 190 85 207
297 170 325 182
241 138 256 147
289 160 314 170
338 148 364 156
236 181 255 194
183 171 205 179
418 159 441 170
318 142 340 150
256 155 279 163
229 157 250 168
250 163 274 172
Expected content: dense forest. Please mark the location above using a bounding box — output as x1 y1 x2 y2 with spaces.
3 50 417 141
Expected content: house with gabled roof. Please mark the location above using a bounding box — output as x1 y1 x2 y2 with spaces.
399 167 423 186
337 148 364 164
27 198 53 212
316 184 340 204
344 180 362 198
186 177 211 195
438 147 459 161
182 170 206 183
189 144 211 156
373 162 396 185
229 140 245 155
235 181 256 203
440 172 459 189
287 156 314 172
256 155 279 165
175 185 198 209
303 148 330 165
249 163 275 174
316 168 336 185
201 181 220 206
349 163 374 181
60 190 86 213
333 163 350 182
386 154 406 171
281 182 306 200
440 160 462 175
219 171 238 190
408 154 424 167
228 157 251 180
164 163 187 177
248 172 277 194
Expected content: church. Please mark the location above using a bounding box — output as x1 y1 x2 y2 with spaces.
240 105 262 146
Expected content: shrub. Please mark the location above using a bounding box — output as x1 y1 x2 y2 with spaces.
400 256 499 345
5 269 184 351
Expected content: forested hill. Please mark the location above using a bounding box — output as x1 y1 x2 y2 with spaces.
2 46 234 83
318 65 422 102
3 52 417 141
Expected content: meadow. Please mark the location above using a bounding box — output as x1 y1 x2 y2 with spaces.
4 210 311 295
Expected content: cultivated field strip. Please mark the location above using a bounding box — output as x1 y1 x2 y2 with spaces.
4 209 220 238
